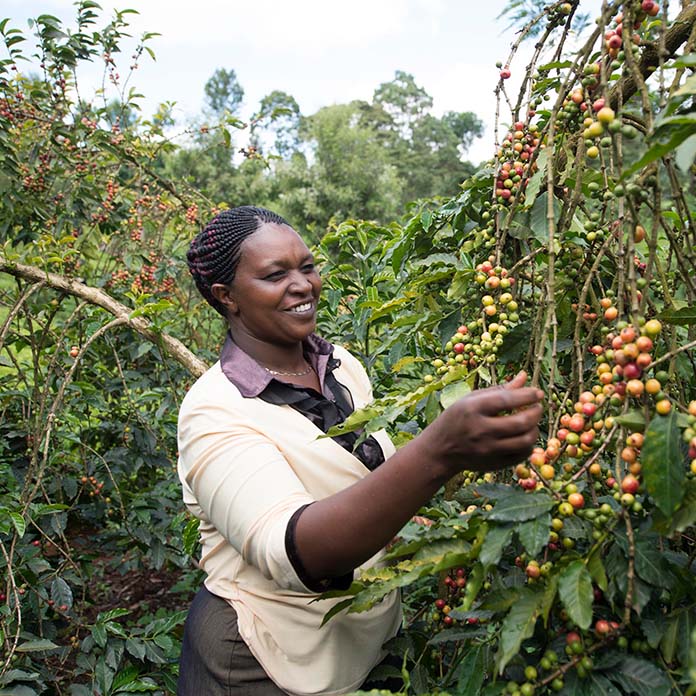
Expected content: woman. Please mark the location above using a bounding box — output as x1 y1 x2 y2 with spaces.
177 206 543 695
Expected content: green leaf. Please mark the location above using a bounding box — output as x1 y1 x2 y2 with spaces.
479 524 513 568
523 148 548 206
414 539 472 570
540 574 558 626
495 588 543 673
125 638 147 660
182 517 200 556
440 380 471 409
105 621 128 639
98 608 131 623
652 480 696 535
428 627 487 644
350 566 426 614
677 608 696 665
9 512 25 537
114 679 158 693
516 515 550 558
498 322 532 365
537 60 573 71
659 615 679 663
622 125 696 179
50 577 73 611
689 623 696 686
92 623 107 648
15 639 59 652
614 409 646 432
558 560 593 630
320 597 359 627
587 549 608 592
608 656 671 696
529 192 561 244
95 658 114 694
144 610 187 637
634 537 670 588
659 304 696 326
454 646 486 695
642 411 685 515
488 490 554 522
0 687 39 696
585 673 622 695
676 133 696 173
111 664 140 692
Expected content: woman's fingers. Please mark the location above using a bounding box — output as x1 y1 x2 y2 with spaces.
503 370 528 390
466 384 544 417
482 403 544 438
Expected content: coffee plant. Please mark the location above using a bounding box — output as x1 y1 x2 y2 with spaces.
317 2 696 694
0 5 219 693
1 1 696 695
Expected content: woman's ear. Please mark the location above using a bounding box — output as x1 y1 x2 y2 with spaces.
211 283 239 315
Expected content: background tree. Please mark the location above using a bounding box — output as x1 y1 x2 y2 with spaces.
203 67 244 117
250 89 301 157
363 71 484 201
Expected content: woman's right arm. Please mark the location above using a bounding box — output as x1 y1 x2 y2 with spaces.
292 371 544 583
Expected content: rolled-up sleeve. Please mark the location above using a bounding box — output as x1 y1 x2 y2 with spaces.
178 398 317 593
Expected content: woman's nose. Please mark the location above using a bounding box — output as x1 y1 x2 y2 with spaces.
288 270 313 292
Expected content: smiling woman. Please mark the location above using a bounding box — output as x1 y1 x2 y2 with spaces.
177 206 544 695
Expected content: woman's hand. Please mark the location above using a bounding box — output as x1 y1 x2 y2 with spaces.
419 371 544 476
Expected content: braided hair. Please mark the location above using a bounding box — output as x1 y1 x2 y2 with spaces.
187 206 289 316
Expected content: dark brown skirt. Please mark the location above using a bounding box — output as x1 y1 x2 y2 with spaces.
177 586 402 695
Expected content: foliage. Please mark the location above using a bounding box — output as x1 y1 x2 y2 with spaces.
0 6 212 692
161 69 483 237
315 2 696 694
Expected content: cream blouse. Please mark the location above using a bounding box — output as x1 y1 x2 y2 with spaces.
177 344 402 695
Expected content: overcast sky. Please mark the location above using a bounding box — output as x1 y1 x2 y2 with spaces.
6 0 604 163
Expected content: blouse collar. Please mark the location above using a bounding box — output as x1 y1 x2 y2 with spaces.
219 332 335 398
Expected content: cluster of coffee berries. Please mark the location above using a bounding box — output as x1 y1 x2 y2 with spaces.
430 568 482 629
80 475 104 498
495 122 541 206
428 261 520 380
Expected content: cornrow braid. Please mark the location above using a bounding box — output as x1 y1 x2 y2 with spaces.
187 206 289 316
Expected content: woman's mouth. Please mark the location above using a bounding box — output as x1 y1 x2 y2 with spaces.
286 302 313 314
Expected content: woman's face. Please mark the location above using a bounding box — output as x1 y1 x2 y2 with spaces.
215 222 322 346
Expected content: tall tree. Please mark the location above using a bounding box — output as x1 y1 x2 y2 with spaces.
250 90 301 157
363 71 484 200
373 70 433 139
273 102 404 235
204 67 244 117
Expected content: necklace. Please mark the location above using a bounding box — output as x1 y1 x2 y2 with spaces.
262 361 313 377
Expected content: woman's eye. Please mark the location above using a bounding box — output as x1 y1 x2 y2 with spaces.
264 271 285 280
302 263 315 272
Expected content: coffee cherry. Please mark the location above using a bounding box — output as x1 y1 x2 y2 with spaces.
558 501 574 516
621 474 639 494
643 319 662 337
595 619 611 636
568 492 585 509
526 562 541 579
655 399 672 415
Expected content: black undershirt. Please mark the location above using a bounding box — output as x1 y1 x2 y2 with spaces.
259 355 385 592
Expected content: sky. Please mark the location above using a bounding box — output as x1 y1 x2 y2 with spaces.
5 0 604 164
